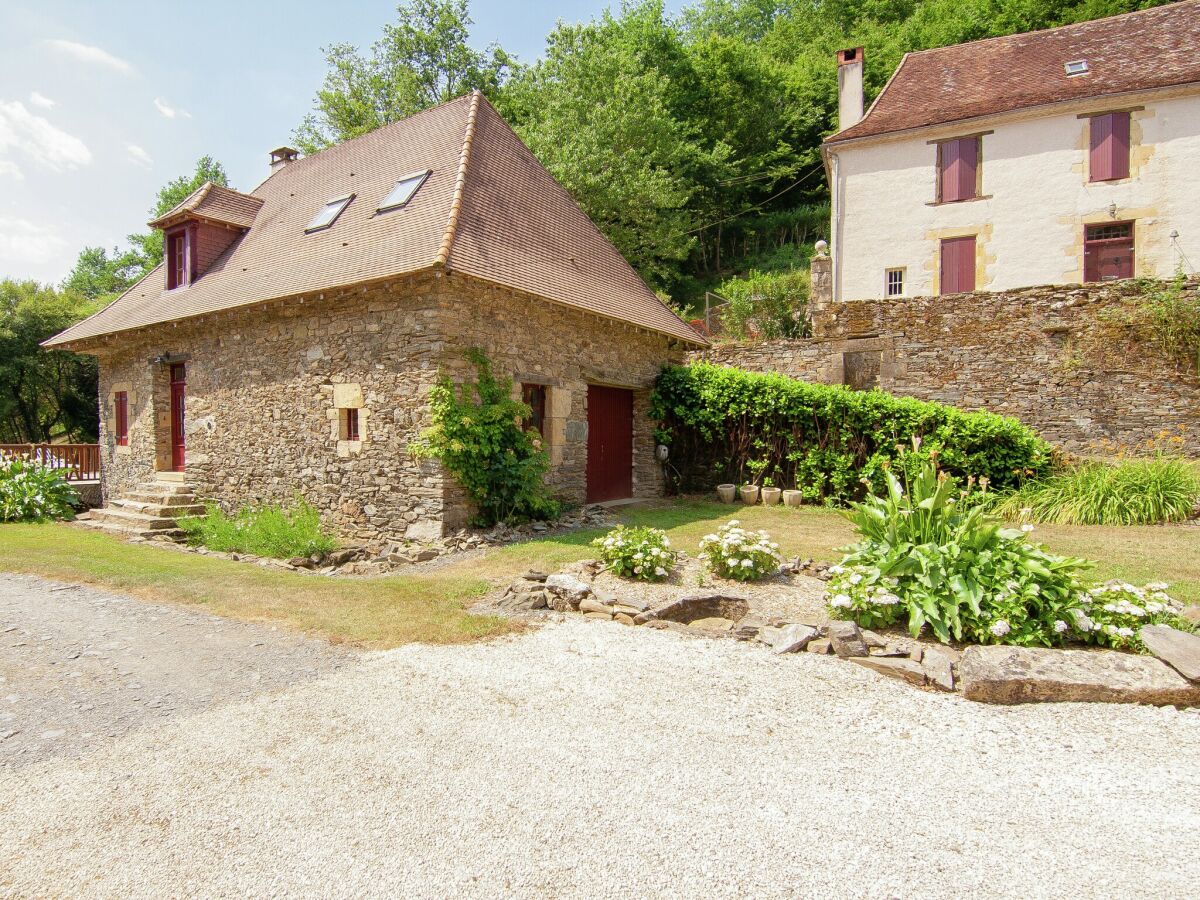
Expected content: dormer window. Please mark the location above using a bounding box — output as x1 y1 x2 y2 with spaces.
306 194 354 233
377 170 430 212
165 227 191 290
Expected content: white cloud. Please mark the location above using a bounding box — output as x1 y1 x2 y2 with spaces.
45 39 133 75
28 91 56 110
0 159 21 180
0 217 68 266
0 100 92 172
125 143 153 168
153 97 191 120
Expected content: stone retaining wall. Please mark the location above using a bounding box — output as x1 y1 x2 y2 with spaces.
693 269 1200 453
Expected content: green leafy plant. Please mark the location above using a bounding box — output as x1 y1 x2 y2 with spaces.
178 498 336 559
826 452 1092 646
593 525 678 581
699 520 780 582
993 453 1200 525
0 454 79 522
410 349 560 526
716 269 810 340
652 363 1053 504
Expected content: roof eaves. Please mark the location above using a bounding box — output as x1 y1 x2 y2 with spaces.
41 262 166 349
436 90 482 267
149 181 214 228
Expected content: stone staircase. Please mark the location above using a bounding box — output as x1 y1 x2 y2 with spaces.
76 472 204 542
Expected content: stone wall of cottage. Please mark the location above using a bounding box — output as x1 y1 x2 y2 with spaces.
432 273 685 524
93 272 685 547
694 269 1200 453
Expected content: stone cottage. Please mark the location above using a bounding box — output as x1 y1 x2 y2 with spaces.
45 92 706 544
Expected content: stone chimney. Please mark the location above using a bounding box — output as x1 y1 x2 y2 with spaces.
269 146 300 174
836 48 865 131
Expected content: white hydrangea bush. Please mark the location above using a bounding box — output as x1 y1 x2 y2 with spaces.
698 520 781 582
1072 581 1191 651
592 525 678 582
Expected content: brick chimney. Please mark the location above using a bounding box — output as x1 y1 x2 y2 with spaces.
269 146 299 174
837 48 865 131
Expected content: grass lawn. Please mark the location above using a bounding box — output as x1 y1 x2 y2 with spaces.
1 500 1195 649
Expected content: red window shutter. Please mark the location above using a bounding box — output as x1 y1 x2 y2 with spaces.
345 408 359 441
939 138 978 202
939 140 959 201
940 237 976 294
957 137 978 201
1090 113 1129 182
115 391 128 445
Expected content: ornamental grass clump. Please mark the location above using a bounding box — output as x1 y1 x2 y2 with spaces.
178 498 337 559
593 525 678 581
0 454 79 522
993 453 1200 525
699 520 781 582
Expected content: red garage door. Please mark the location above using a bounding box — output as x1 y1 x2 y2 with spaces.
586 385 633 502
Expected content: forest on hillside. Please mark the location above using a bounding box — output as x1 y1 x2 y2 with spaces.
2 0 1171 442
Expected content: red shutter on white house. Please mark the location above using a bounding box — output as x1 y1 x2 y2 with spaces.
938 137 979 202
940 237 976 294
1090 112 1130 182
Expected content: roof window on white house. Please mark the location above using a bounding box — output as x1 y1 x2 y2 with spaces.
1064 59 1089 76
377 170 430 212
305 194 354 233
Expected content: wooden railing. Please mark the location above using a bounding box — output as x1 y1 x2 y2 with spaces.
0 444 101 481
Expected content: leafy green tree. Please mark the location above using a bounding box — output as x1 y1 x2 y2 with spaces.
294 0 512 153
0 280 100 443
127 155 229 270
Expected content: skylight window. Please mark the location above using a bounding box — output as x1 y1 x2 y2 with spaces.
377 170 430 212
1064 59 1089 76
306 194 354 233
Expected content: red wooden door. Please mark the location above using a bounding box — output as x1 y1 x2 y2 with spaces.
1084 222 1134 282
939 236 976 295
170 364 186 471
586 385 633 503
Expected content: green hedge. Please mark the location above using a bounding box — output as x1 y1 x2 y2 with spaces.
651 363 1054 502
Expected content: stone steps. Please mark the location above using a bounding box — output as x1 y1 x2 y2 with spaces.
74 517 186 542
82 475 201 542
110 498 205 518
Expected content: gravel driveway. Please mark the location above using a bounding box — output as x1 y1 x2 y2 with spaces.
2 580 1198 898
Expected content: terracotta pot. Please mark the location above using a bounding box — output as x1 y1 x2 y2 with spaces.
739 485 760 504
716 483 737 503
760 487 782 506
782 489 803 508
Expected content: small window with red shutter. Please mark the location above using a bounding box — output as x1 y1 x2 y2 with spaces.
937 137 980 203
1089 112 1130 182
522 383 547 438
939 236 977 295
166 230 189 290
115 391 129 446
342 407 360 442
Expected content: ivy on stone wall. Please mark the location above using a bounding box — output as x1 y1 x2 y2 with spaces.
410 349 560 526
651 363 1054 503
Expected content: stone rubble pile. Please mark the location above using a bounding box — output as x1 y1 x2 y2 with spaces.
501 560 1200 707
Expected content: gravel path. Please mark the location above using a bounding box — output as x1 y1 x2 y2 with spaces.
0 574 354 768
2 605 1198 898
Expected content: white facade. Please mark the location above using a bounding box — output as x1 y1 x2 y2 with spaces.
826 86 1200 301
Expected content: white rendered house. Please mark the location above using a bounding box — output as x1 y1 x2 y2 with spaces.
822 2 1200 301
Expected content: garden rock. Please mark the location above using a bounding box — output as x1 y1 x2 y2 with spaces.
287 556 315 570
687 617 735 633
921 647 958 692
544 574 591 612
634 593 750 626
579 596 614 616
851 656 928 687
326 547 365 567
826 621 869 658
958 645 1200 706
1139 625 1200 682
734 617 767 642
762 623 817 654
805 638 831 655
860 630 888 649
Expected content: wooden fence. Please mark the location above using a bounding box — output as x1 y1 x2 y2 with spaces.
0 444 101 481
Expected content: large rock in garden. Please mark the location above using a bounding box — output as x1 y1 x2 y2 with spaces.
544 573 592 611
634 593 750 626
921 646 960 692
958 645 1200 706
851 656 928 687
760 623 818 654
1140 625 1200 682
826 621 869 658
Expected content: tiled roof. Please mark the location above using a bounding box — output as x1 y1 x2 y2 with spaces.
148 182 264 230
48 92 704 348
826 1 1200 144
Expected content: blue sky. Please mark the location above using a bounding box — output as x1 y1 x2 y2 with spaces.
0 0 646 284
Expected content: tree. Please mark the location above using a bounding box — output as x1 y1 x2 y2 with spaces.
126 155 230 270
294 0 512 153
0 280 100 443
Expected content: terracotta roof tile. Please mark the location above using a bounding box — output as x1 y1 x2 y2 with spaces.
149 182 264 230
827 1 1200 144
48 93 703 348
